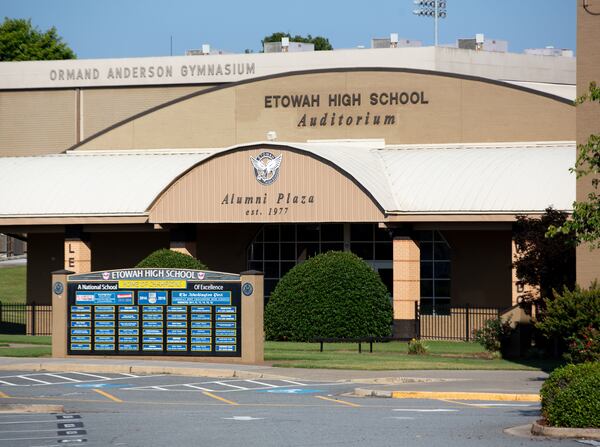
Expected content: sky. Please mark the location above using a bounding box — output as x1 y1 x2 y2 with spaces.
2 0 576 59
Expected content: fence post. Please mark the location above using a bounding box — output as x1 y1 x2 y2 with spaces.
31 302 36 336
414 301 421 340
0 301 3 323
465 302 470 342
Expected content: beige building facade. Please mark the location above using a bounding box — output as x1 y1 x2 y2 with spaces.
0 37 584 338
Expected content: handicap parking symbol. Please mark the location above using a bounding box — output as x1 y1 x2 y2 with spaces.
258 388 323 394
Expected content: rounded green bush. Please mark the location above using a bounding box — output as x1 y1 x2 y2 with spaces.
136 249 207 270
541 362 600 428
264 251 392 341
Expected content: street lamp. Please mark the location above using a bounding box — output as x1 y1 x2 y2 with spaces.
413 0 447 47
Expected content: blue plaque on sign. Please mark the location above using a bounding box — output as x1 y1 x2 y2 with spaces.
216 314 236 321
167 344 187 351
95 336 115 343
216 306 236 313
216 345 236 352
95 321 115 327
95 314 115 320
216 322 236 328
119 314 138 320
167 314 186 320
142 314 162 320
143 329 163 335
143 336 163 343
143 321 162 328
71 336 91 343
167 329 187 335
191 337 211 344
71 321 91 328
242 282 253 296
96 329 116 336
95 306 115 312
118 329 138 336
71 306 91 312
216 337 236 344
119 337 139 343
119 306 138 312
191 306 211 313
216 329 236 336
138 291 167 305
167 337 187 343
191 322 211 328
191 345 211 352
71 313 91 320
119 344 139 351
70 343 91 350
191 314 211 321
76 291 133 305
167 321 187 328
167 306 187 313
143 344 163 351
71 329 91 335
143 306 163 313
191 329 211 336
118 321 138 327
95 344 115 350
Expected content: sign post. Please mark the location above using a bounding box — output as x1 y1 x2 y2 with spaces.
52 268 264 363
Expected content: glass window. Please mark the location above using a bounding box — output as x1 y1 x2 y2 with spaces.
321 224 344 241
249 243 263 261
321 242 344 253
351 242 373 260
420 261 433 279
420 242 433 261
374 243 392 260
417 231 451 314
264 225 279 242
264 243 279 259
434 261 451 279
280 225 295 242
281 262 295 276
280 243 295 261
420 280 433 298
350 224 373 241
263 262 279 279
297 224 320 242
375 227 392 242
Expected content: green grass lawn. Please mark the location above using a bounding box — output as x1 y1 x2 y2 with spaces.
0 334 51 357
265 340 559 371
0 266 26 304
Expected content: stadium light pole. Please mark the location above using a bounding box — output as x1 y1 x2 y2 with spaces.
413 0 447 46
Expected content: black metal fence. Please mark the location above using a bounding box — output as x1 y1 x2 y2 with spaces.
417 303 502 341
0 303 52 336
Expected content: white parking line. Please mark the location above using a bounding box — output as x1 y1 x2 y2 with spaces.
63 372 110 380
213 381 249 390
280 380 307 386
43 374 81 382
16 376 52 385
393 409 458 413
183 384 215 392
0 420 57 424
245 380 278 388
0 435 82 442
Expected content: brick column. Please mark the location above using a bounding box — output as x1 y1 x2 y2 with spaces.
169 225 197 258
64 227 91 273
392 236 420 338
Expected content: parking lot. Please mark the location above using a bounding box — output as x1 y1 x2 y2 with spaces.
0 370 582 447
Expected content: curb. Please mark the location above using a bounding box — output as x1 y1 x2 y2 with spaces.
0 404 64 414
531 422 600 440
353 388 540 402
0 362 291 381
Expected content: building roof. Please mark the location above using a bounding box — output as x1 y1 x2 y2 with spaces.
0 141 575 220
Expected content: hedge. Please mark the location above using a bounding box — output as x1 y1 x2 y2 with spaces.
264 251 392 341
540 362 600 428
136 249 207 270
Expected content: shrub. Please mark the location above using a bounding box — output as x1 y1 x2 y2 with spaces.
264 251 392 341
540 362 600 428
537 285 600 362
473 317 512 352
136 249 207 270
407 338 428 355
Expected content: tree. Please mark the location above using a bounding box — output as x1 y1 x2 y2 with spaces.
513 207 576 305
548 82 600 247
262 32 333 51
0 18 76 61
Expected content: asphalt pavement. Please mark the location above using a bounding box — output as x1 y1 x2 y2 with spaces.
0 369 584 447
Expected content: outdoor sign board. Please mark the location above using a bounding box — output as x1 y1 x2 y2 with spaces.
66 269 241 357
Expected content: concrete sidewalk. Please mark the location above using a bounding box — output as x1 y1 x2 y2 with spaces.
0 356 548 396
